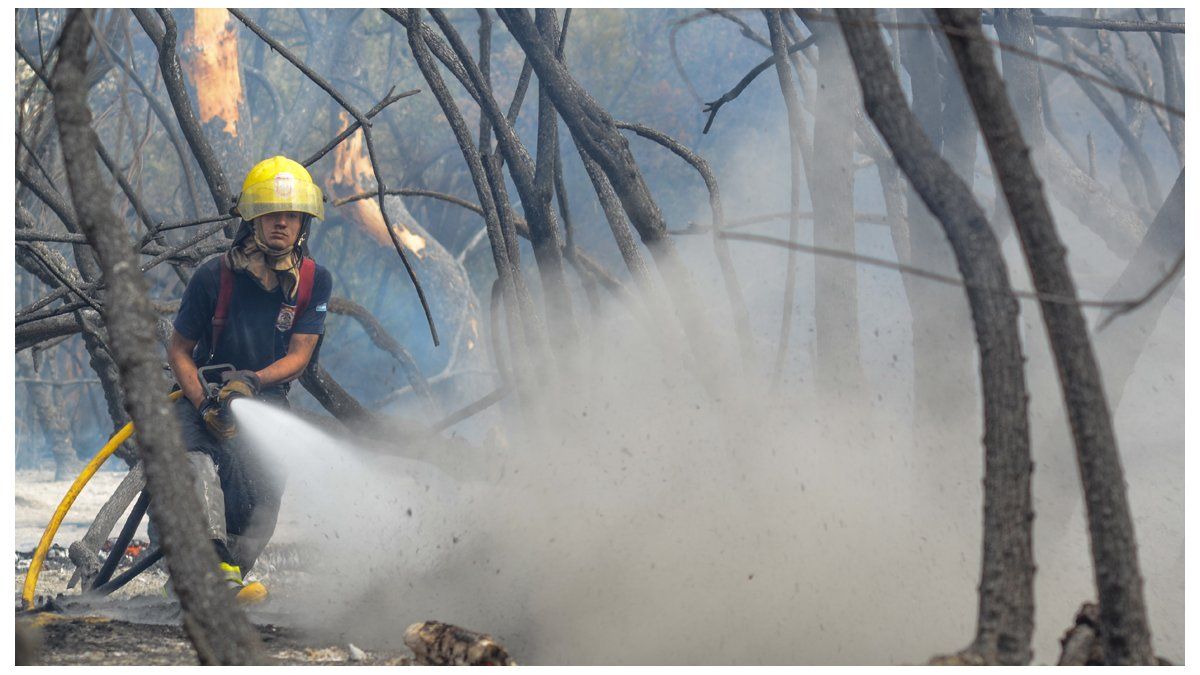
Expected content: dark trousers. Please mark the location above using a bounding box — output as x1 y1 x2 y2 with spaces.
171 395 287 573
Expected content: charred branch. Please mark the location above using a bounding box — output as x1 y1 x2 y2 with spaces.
403 621 515 666
300 88 420 167
984 12 1184 34
938 8 1154 664
701 32 817 134
840 8 1034 664
298 362 380 429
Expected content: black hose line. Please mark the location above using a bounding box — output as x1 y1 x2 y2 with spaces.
88 546 163 597
89 489 150 591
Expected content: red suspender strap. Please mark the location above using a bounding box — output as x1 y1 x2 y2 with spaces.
211 257 235 354
293 258 316 320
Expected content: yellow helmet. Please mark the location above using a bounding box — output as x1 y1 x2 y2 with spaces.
236 156 325 222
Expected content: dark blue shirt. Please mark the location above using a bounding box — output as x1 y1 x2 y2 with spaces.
173 256 332 387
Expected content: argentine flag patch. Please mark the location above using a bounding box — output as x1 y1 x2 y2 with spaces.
315 302 327 313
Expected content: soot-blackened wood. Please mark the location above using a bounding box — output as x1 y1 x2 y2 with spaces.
51 10 262 664
839 9 1034 665
937 8 1154 665
804 11 866 400
17 314 89 352
1098 170 1184 408
404 621 515 666
298 362 379 428
540 10 602 319
498 9 719 385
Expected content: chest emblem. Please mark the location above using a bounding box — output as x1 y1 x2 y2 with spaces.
276 304 296 332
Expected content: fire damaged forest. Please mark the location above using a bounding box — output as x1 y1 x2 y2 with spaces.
13 7 1184 666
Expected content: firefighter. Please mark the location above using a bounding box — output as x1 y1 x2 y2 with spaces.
166 156 333 602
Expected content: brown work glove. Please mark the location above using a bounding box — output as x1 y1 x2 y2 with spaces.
218 370 261 403
200 399 237 440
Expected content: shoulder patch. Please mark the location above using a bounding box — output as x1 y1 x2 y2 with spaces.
315 302 327 312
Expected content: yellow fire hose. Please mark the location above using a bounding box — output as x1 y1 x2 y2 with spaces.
21 390 183 609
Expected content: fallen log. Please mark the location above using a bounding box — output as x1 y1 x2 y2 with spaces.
403 621 515 666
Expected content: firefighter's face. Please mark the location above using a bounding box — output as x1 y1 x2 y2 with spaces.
255 211 304 251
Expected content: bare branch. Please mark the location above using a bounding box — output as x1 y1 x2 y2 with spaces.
986 12 1184 34
300 88 421 167
701 33 817 134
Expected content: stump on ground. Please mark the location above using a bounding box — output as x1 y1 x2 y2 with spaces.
1058 602 1172 665
1058 602 1103 665
403 620 515 666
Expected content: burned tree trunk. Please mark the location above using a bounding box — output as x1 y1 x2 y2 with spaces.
51 10 262 664
803 11 866 400
937 8 1155 665
839 9 1034 665
179 9 251 190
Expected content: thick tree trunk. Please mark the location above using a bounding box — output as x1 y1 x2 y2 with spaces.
937 9 1155 665
180 9 250 193
839 9 1034 664
804 11 865 400
52 10 263 664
